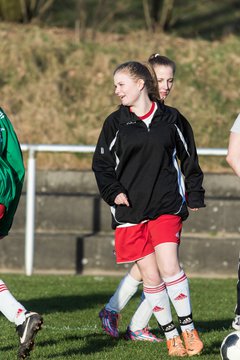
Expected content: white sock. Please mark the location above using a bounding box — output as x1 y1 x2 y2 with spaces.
144 282 179 339
0 280 26 325
129 293 153 332
105 273 141 313
164 270 194 332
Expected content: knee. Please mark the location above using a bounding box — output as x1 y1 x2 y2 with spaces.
129 263 142 282
161 264 181 279
142 272 161 286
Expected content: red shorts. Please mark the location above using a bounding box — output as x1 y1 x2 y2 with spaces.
115 214 182 264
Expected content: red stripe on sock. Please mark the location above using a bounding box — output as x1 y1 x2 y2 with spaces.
0 286 8 293
165 273 187 287
0 284 8 289
144 283 166 294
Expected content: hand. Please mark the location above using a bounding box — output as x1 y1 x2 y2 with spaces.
114 193 130 207
189 208 199 212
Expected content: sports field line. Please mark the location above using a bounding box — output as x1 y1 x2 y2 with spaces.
44 324 99 332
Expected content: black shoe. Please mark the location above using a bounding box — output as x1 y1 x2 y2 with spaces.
16 311 43 359
232 315 240 331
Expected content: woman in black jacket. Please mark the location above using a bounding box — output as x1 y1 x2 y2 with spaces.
98 54 177 344
93 60 205 357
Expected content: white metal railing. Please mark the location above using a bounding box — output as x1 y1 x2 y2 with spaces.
21 144 228 276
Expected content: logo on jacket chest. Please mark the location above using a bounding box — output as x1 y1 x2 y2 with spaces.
126 121 137 125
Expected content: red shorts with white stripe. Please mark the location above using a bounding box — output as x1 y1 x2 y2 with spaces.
115 214 182 264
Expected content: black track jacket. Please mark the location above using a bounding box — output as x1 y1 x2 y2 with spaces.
92 101 205 229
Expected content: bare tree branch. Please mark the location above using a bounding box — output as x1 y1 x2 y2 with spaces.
142 0 153 31
75 0 87 42
19 0 29 23
29 0 38 13
159 0 175 30
37 0 55 18
74 0 128 41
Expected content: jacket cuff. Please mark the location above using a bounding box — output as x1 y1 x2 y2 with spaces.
186 191 206 209
105 186 127 206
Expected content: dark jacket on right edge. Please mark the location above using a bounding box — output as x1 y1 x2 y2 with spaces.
92 101 205 229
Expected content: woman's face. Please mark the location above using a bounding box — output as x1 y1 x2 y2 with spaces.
153 65 174 100
114 70 143 107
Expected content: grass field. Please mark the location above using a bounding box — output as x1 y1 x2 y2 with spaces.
0 274 237 359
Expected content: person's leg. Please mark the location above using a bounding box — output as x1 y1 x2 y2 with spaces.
236 256 240 314
0 279 43 359
137 253 187 356
105 259 162 342
106 265 142 312
128 294 152 331
125 293 161 342
99 263 142 338
232 255 240 330
147 214 203 356
155 242 203 356
0 279 26 323
155 243 194 330
99 222 155 338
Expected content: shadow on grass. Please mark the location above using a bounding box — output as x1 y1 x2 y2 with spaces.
16 292 234 358
21 292 139 314
36 333 121 358
0 344 15 352
33 327 228 358
196 319 233 332
21 294 234 333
